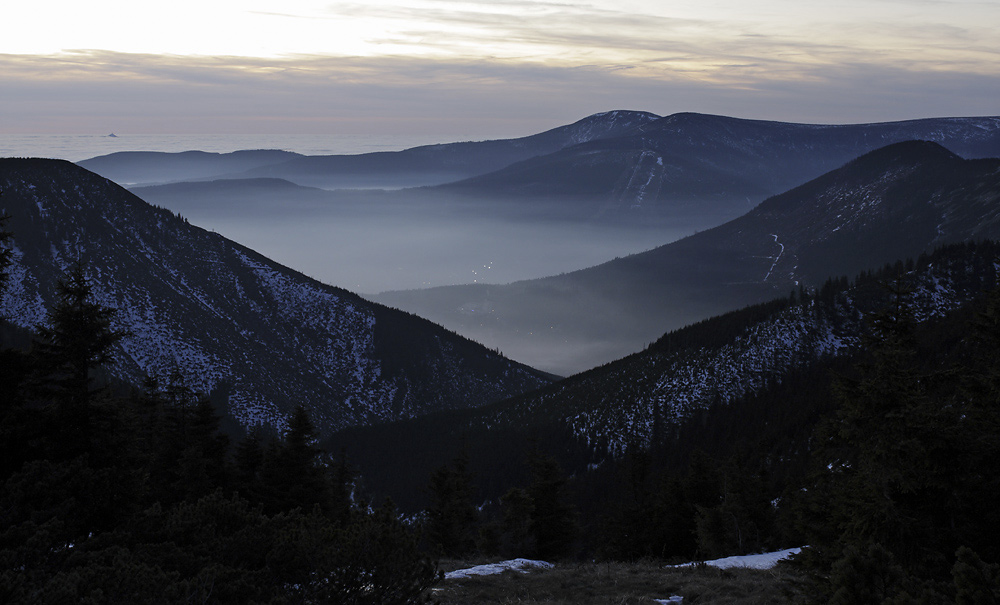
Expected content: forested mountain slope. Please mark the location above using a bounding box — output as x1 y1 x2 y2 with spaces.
0 159 551 436
375 141 1000 374
334 242 1000 512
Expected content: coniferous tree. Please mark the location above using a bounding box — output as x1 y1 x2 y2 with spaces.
952 546 1000 604
263 405 330 514
824 281 959 571
796 279 999 599
0 212 33 481
694 459 775 558
425 451 478 557
953 286 1000 564
498 487 535 558
235 428 265 486
31 262 125 459
526 452 578 559
33 262 123 407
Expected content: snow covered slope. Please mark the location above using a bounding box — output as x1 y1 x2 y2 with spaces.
0 158 551 435
470 242 999 456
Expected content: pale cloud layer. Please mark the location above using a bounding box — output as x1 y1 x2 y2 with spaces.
2 0 998 133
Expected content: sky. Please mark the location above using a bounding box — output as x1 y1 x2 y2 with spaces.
2 0 998 136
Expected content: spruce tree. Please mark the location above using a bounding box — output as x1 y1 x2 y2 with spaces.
526 452 577 559
498 487 535 557
425 452 477 557
825 282 943 560
32 261 125 459
0 212 32 480
33 262 123 405
262 405 330 514
803 279 974 594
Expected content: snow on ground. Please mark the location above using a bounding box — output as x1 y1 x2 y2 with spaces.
444 559 554 580
672 547 803 570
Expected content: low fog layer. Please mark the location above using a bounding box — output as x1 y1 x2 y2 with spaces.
131 181 695 294
115 114 1000 376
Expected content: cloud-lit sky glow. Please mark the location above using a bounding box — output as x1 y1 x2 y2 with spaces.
2 0 998 134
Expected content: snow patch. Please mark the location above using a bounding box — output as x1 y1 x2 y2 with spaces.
671 547 802 570
445 559 554 580
762 234 785 282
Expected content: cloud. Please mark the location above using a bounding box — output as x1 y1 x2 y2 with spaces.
1 45 997 135
3 1 998 135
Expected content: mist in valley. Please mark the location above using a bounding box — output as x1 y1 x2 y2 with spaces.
132 181 706 295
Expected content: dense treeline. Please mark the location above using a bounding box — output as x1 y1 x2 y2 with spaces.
377 242 1000 602
6 189 1000 601
790 281 1000 601
586 247 1000 599
0 216 438 604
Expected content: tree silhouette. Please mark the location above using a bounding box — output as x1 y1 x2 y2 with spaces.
426 451 477 557
32 261 125 459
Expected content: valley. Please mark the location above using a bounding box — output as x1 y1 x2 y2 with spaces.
3 110 1000 603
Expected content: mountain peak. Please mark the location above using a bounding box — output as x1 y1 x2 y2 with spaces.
576 109 661 124
846 139 960 167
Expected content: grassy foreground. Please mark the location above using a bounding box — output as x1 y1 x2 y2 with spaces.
432 560 802 604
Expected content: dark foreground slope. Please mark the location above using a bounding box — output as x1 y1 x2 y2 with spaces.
0 158 551 436
375 141 1000 374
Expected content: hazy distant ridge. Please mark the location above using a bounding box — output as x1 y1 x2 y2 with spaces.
375 141 1000 374
78 110 660 188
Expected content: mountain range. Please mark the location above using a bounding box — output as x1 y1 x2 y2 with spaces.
6 117 1000 433
438 113 1000 221
8 117 1000 595
374 141 1000 375
0 158 551 437
330 241 1000 510
80 113 1000 230
78 110 660 189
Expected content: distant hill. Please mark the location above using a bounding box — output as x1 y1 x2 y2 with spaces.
0 158 551 436
77 149 303 186
436 113 1000 223
374 141 1000 375
129 178 347 218
78 111 660 188
79 112 1000 230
